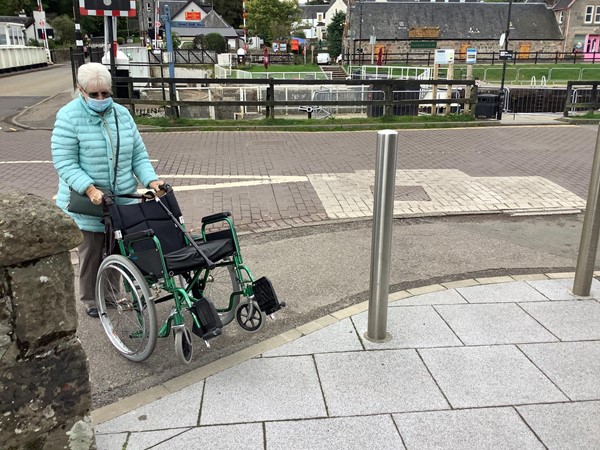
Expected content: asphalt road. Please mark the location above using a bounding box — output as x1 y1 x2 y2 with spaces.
2 66 599 409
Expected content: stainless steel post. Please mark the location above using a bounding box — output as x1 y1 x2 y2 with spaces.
573 125 600 296
366 130 397 342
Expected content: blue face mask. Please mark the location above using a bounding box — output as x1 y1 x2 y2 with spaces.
87 97 113 113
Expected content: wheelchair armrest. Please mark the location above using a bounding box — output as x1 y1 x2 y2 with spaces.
123 229 155 246
201 211 232 224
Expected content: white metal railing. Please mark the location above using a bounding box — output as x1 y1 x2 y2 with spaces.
347 65 435 80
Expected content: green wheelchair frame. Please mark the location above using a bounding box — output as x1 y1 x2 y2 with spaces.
95 188 282 364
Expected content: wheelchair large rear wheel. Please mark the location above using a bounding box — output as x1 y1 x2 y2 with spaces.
96 255 157 362
202 262 241 326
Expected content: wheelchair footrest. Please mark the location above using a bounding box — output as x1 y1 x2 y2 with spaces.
190 297 223 341
253 277 284 316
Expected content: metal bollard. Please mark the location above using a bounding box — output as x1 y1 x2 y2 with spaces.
573 125 600 296
365 130 398 343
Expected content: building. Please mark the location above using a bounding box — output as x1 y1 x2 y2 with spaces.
299 0 347 41
552 0 600 56
347 1 563 59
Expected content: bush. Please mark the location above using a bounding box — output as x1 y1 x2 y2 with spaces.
28 39 41 47
202 33 227 53
117 36 125 45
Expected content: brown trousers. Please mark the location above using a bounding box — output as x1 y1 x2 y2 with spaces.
78 230 105 309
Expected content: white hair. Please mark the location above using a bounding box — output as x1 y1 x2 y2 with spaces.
76 63 112 92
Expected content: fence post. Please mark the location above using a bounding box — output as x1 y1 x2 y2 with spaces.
573 124 600 296
564 81 573 117
365 130 398 343
535 51 539 64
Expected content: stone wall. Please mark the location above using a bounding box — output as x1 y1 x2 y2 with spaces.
0 192 94 450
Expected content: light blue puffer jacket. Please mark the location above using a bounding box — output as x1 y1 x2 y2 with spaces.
52 96 158 232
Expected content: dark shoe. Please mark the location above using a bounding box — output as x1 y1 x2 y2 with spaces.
86 307 99 318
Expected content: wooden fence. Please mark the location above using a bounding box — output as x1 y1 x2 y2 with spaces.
112 76 478 119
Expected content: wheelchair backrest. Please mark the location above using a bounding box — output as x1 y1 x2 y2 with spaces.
108 190 187 255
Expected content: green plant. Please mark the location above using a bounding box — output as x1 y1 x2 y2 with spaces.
27 38 41 47
202 33 228 53
117 36 125 45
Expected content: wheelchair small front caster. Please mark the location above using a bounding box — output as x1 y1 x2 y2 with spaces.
174 327 193 364
235 300 265 333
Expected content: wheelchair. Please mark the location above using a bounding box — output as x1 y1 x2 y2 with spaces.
94 185 284 364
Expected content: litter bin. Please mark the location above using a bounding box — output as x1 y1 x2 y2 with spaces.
475 94 499 119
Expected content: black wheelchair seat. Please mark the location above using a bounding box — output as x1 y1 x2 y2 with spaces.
105 189 235 278
164 238 235 274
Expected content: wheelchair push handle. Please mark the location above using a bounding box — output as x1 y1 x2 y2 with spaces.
143 182 171 200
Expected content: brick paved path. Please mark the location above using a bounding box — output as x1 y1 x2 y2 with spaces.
0 125 596 231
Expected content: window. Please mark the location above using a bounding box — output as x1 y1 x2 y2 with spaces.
558 11 564 24
585 5 593 23
317 13 324 22
146 2 151 12
596 6 600 22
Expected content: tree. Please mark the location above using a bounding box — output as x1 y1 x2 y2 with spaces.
212 0 243 29
0 0 35 16
51 14 75 44
246 0 301 46
326 10 345 58
194 33 227 53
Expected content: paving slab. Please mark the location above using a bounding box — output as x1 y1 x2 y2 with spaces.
124 429 191 450
519 301 600 341
314 349 449 416
200 356 326 425
419 345 568 408
263 318 363 357
152 423 264 450
434 303 558 345
517 401 600 450
390 288 468 306
526 278 600 300
393 407 544 450
94 383 202 434
456 281 548 304
519 341 600 401
95 432 127 450
265 415 405 450
352 306 463 349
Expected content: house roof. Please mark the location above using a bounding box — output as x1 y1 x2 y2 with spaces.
171 10 238 37
552 0 576 11
349 2 563 41
300 4 331 20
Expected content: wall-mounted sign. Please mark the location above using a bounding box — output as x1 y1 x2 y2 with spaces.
185 11 200 20
171 21 204 27
434 49 454 64
408 27 440 39
499 50 514 60
466 47 477 64
410 40 437 49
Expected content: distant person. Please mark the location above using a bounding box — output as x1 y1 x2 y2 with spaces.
51 63 163 318
336 53 343 65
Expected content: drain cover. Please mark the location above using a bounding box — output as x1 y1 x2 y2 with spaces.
370 185 431 201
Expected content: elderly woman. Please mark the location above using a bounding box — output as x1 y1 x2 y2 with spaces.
52 62 163 318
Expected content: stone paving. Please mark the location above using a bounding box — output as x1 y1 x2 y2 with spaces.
92 276 600 450
0 125 597 231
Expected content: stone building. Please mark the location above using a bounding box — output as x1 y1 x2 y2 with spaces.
347 2 563 60
552 0 600 55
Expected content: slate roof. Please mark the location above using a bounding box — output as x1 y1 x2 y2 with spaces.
171 10 238 37
300 4 331 20
349 2 563 41
552 0 576 11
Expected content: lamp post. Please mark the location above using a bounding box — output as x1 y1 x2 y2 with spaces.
498 0 514 120
358 0 363 64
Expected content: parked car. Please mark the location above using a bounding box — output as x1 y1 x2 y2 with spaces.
316 53 331 65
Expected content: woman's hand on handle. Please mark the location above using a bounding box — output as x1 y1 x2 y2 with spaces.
85 185 104 205
148 180 165 192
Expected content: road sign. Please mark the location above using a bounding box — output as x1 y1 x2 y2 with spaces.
499 50 514 60
39 19 45 27
466 47 477 64
155 21 161 27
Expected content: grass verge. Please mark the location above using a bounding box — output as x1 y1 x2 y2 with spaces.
135 114 479 131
